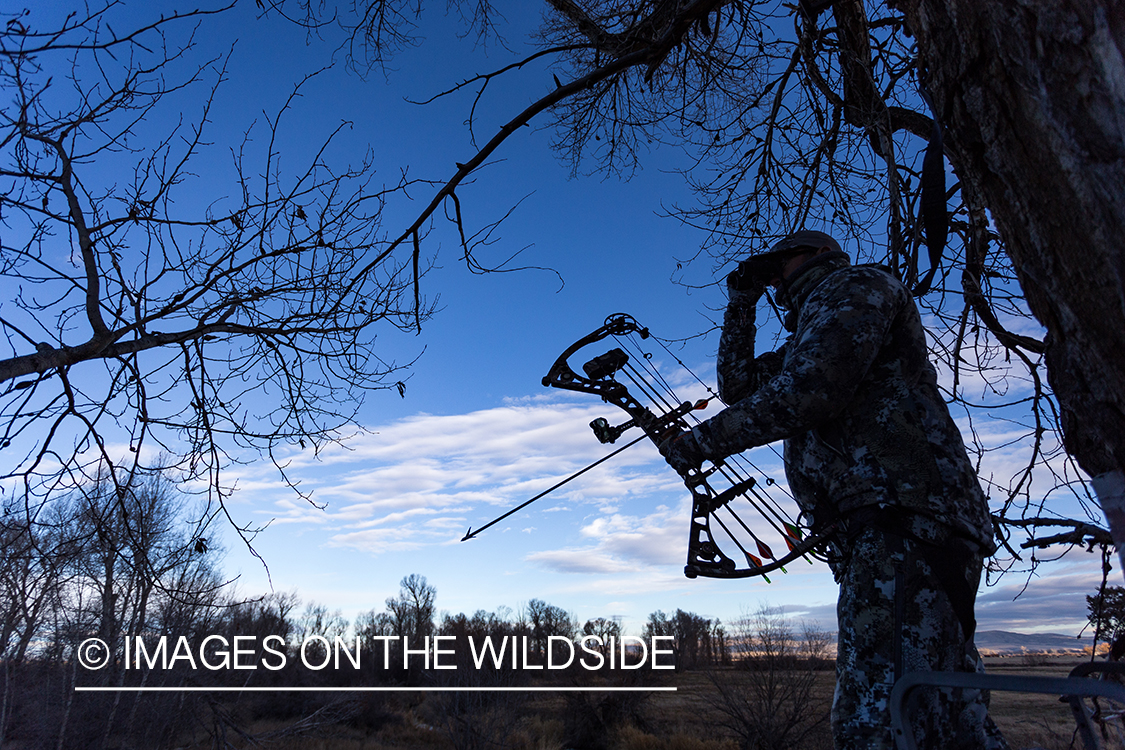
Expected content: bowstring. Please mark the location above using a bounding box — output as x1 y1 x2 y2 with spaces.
611 329 786 490
615 357 794 538
646 334 791 474
634 331 828 564
608 327 812 552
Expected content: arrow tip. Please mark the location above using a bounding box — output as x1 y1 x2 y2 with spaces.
461 527 475 542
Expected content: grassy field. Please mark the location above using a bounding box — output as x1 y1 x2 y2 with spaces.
170 656 1125 750
982 655 1125 750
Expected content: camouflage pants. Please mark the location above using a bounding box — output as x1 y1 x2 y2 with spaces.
832 518 1010 750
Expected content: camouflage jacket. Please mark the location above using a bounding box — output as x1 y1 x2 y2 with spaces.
691 251 995 552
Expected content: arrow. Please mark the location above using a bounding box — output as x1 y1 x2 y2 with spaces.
461 433 648 541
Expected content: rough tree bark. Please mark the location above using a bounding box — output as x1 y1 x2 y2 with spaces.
893 0 1125 561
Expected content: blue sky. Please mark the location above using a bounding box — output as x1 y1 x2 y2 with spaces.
24 0 1106 638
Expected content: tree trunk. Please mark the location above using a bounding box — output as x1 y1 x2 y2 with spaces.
897 0 1125 561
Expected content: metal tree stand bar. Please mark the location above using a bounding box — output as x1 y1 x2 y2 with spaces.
890 663 1125 750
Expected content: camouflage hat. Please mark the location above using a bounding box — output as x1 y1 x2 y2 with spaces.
762 229 842 258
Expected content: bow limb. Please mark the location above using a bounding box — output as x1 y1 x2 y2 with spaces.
541 313 653 425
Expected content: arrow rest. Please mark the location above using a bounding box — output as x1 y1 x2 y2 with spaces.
590 398 706 445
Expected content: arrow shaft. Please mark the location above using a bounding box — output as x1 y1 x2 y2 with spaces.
464 434 647 540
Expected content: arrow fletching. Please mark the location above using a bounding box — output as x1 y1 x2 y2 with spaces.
783 522 803 551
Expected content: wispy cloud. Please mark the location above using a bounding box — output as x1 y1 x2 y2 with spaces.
526 500 686 573
976 553 1105 634
225 389 1104 637
233 396 701 553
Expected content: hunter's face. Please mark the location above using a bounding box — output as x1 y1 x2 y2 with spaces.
769 246 834 287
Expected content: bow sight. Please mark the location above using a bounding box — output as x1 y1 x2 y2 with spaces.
582 349 708 445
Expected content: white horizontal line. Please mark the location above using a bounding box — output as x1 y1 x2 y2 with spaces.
75 686 677 693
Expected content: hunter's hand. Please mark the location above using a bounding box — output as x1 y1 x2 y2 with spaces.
727 255 782 301
659 429 704 475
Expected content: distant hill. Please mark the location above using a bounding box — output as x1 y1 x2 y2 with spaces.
975 630 1092 656
812 630 1095 658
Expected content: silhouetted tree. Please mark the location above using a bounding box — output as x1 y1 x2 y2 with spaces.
644 608 724 668
0 1 432 562
524 598 577 664
270 0 1121 569
711 606 832 750
1088 585 1125 650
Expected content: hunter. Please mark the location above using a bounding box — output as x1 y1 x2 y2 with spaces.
662 230 1008 749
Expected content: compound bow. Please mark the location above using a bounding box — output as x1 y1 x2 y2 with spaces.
542 313 832 580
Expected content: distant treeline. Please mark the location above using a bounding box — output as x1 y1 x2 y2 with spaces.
1 469 737 748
